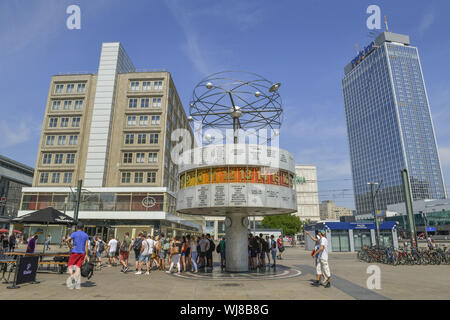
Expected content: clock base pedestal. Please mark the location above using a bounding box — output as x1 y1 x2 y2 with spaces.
225 212 249 272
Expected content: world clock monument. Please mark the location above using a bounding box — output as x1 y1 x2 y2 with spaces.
176 71 297 272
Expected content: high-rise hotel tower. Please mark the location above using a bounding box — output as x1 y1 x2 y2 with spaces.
18 43 203 239
342 32 447 217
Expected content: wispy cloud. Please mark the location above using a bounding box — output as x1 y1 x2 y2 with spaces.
0 118 41 149
418 11 435 36
163 0 264 75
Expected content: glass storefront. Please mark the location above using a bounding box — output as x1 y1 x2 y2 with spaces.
353 229 372 251
331 230 350 252
21 192 168 213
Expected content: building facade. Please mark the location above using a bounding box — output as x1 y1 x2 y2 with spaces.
319 200 353 220
0 155 34 219
342 32 447 216
295 165 320 222
18 42 203 241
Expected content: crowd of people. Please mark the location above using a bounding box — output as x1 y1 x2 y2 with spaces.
86 232 220 275
0 232 23 254
73 232 287 276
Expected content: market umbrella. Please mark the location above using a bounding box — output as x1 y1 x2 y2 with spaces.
12 207 75 253
0 228 8 233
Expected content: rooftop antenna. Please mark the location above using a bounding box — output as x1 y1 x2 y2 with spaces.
384 15 390 32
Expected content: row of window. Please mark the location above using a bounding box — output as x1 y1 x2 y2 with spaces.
39 172 73 184
49 117 81 128
128 97 162 109
45 135 78 146
124 133 159 145
121 172 157 184
55 83 86 94
130 81 163 91
42 153 76 165
123 152 158 164
51 100 83 111
126 115 160 127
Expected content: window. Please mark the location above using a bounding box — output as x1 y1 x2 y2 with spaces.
148 152 157 163
63 172 73 183
121 172 131 183
125 134 134 144
149 133 159 144
74 100 83 110
66 153 75 164
154 81 163 90
40 173 49 183
151 115 160 125
69 135 78 145
77 83 86 93
137 134 146 144
142 81 151 91
60 117 69 127
46 136 55 146
152 98 161 108
129 98 138 108
130 81 140 91
134 172 144 183
139 115 148 126
51 172 61 183
58 136 66 145
49 118 58 128
136 153 145 163
127 116 136 126
123 153 133 164
43 154 52 164
55 84 64 94
66 84 74 93
52 101 61 110
54 153 63 164
72 117 80 127
141 98 149 108
147 172 156 183
64 101 72 110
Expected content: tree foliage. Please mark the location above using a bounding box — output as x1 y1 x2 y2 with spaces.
261 215 303 236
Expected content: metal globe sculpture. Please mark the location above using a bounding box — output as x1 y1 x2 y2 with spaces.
189 71 283 136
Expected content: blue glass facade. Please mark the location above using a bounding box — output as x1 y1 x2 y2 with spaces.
342 38 446 216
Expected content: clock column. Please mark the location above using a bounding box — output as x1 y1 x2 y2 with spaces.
225 212 249 272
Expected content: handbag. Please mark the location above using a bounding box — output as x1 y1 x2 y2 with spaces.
279 245 285 252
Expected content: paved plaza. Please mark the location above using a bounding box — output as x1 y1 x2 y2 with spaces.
0 245 449 300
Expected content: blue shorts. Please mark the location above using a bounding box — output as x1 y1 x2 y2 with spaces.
96 251 101 258
139 254 150 263
272 250 276 260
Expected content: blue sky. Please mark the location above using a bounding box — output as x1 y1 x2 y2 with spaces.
1 0 450 210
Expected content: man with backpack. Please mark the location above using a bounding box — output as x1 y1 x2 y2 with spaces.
206 234 215 271
136 233 151 275
259 234 267 269
95 236 105 267
159 233 170 271
65 222 89 290
132 233 143 271
119 232 132 273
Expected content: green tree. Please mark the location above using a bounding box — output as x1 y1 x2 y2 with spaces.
261 215 303 236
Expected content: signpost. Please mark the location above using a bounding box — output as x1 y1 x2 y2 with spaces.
7 255 40 289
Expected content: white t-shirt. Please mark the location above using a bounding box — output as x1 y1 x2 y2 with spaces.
318 237 328 261
141 238 150 256
147 239 155 254
108 239 118 253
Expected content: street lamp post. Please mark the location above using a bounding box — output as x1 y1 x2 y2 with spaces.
368 182 381 248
